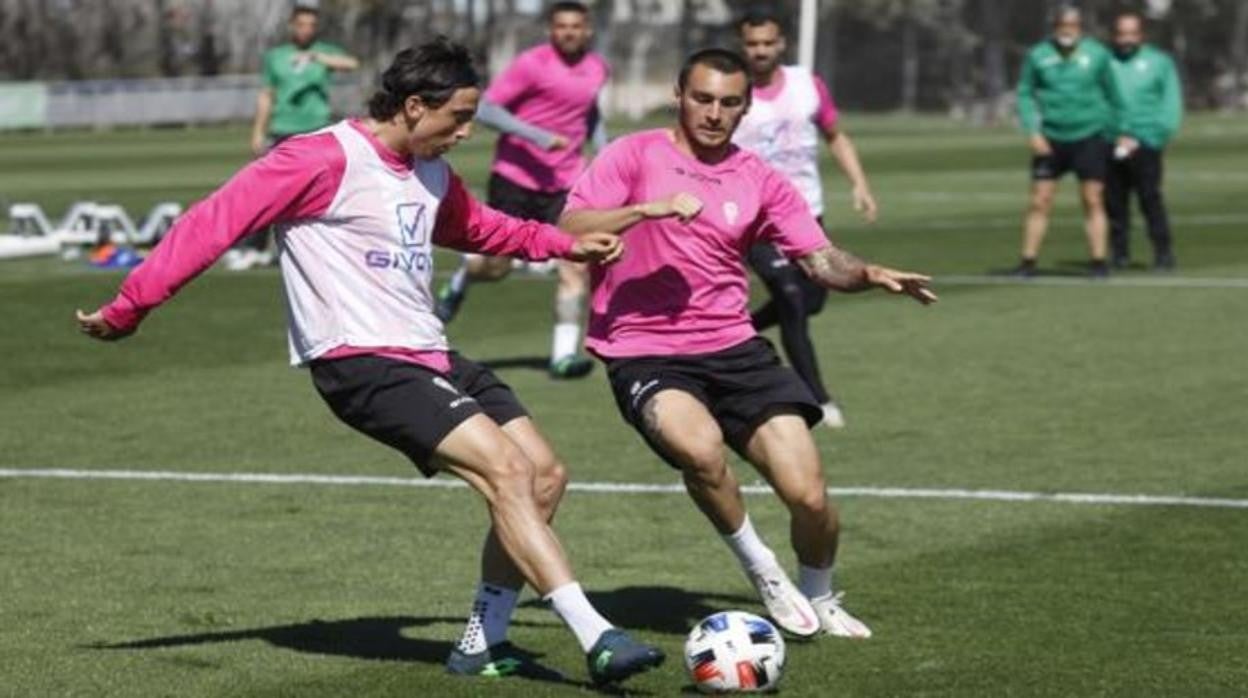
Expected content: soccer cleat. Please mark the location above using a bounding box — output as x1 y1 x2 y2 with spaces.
1111 254 1131 270
1153 251 1176 271
1008 260 1037 279
586 628 665 685
746 565 820 638
446 642 565 680
820 401 846 429
1089 259 1110 279
810 591 873 639
435 282 466 323
549 354 595 380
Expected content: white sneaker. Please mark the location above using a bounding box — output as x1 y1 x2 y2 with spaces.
810 592 872 638
820 402 846 429
746 565 820 637
222 249 249 271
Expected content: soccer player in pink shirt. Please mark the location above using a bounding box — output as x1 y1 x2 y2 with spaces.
436 1 610 380
733 8 880 430
75 39 663 685
560 49 936 640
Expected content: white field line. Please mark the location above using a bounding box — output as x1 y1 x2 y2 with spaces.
1 468 1246 510
934 275 1248 289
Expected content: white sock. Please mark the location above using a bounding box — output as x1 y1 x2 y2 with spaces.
721 515 779 573
545 582 613 652
456 582 519 654
551 322 580 362
449 263 470 295
797 564 833 600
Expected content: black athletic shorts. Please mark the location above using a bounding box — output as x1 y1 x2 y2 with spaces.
487 173 568 225
604 337 822 469
310 353 528 476
1031 136 1110 182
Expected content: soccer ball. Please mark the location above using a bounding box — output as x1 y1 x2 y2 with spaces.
684 611 786 693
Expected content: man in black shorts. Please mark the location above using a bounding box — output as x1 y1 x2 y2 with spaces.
559 49 937 640
1013 6 1124 278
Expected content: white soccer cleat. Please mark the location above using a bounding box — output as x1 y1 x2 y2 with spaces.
746 565 821 637
820 402 846 429
810 592 872 639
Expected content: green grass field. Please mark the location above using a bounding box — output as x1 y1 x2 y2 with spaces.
2 115 1247 697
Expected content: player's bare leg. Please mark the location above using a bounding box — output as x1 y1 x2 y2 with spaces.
741 413 870 638
437 255 514 322
638 390 819 637
1016 180 1057 277
1080 180 1110 276
549 261 594 379
437 414 663 682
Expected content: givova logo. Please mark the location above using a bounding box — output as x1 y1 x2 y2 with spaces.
396 202 429 248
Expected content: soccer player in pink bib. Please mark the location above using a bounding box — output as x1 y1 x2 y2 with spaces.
75 39 663 686
733 8 880 429
436 1 610 380
559 49 936 640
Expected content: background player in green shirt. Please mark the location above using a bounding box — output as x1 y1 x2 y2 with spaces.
250 5 359 156
230 4 359 271
1106 11 1183 271
1013 6 1124 278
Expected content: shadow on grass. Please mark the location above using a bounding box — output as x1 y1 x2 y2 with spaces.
87 614 656 694
523 585 760 636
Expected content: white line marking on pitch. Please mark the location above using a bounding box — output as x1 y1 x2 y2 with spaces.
935 275 1248 289
2 468 1245 510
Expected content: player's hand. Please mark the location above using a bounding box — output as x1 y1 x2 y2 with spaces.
547 135 570 151
1115 135 1139 159
864 265 938 305
76 308 132 342
250 132 267 157
638 193 703 223
568 232 625 265
852 185 878 224
1029 134 1052 157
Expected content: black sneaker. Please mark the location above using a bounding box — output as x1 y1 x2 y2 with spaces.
586 629 665 686
1154 251 1177 271
446 642 565 681
435 282 465 323
549 354 595 380
1089 259 1110 279
1111 254 1131 270
1009 259 1038 279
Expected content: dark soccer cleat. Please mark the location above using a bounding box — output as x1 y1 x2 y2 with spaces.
1089 259 1110 279
549 354 595 380
1154 251 1177 272
435 282 465 323
1111 254 1131 270
446 642 565 681
586 629 665 685
1008 259 1038 279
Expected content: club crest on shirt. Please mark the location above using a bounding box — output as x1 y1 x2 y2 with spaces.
723 202 740 225
395 202 429 248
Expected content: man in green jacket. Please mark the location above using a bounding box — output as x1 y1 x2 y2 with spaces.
1106 11 1182 270
1013 6 1124 278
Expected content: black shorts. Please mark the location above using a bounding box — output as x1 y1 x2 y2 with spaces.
487 173 568 225
310 353 528 476
604 337 822 469
1031 136 1110 182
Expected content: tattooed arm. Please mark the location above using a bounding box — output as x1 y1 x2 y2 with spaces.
797 243 938 305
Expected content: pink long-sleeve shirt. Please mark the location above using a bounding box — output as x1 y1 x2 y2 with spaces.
102 119 575 372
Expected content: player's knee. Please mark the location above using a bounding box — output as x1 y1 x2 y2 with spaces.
534 458 569 509
476 257 512 281
1028 192 1054 214
787 484 830 519
678 437 728 486
482 449 538 504
777 282 807 317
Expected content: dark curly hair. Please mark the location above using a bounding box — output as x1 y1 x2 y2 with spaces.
368 37 481 120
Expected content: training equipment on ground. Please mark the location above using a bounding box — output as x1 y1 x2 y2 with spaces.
684 611 785 693
2 201 182 259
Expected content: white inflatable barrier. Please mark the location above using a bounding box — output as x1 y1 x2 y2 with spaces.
2 201 183 260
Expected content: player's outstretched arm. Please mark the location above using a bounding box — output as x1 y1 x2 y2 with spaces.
797 244 937 305
558 193 703 236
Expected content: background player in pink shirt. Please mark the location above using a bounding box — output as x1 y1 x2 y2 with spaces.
734 8 881 429
560 49 936 640
75 39 663 686
437 2 610 380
